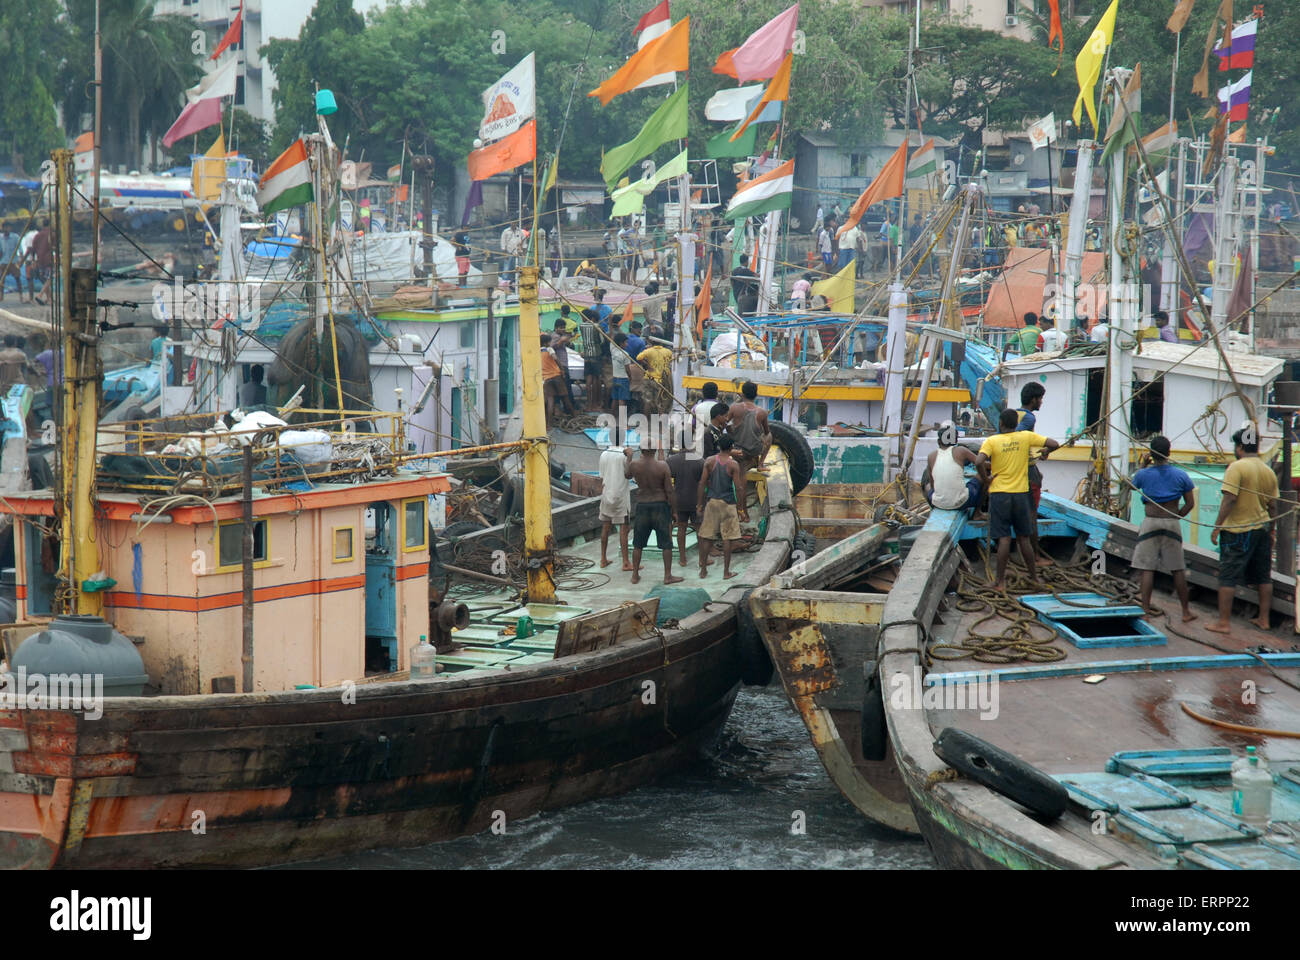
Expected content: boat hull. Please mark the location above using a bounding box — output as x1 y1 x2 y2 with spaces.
0 614 743 869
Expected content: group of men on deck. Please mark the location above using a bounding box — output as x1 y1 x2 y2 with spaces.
593 379 772 587
923 382 1281 633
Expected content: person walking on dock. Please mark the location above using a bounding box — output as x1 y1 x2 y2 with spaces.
976 409 1060 592
1127 436 1197 623
626 442 683 586
697 435 744 580
1209 427 1280 634
599 446 633 572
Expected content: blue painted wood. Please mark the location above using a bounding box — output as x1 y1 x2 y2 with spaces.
1037 492 1117 549
1056 771 1192 812
956 519 1080 541
1017 593 1168 648
926 653 1300 686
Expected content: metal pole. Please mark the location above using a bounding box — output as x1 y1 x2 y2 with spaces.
92 0 102 270
1105 71 1133 501
241 446 255 692
1280 422 1297 577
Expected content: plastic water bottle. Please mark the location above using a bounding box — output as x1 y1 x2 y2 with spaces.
1231 745 1272 824
410 635 437 680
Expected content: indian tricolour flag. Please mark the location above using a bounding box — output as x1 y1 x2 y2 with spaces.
725 158 793 221
904 139 937 187
259 139 314 216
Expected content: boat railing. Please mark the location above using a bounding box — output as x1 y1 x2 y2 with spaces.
93 409 410 496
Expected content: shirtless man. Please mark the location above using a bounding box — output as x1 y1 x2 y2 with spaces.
725 381 771 521
697 435 745 580
625 441 683 585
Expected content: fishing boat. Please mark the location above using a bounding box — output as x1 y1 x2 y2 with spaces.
0 128 807 867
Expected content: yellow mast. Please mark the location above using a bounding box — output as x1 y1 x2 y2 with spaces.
53 148 103 616
517 264 555 602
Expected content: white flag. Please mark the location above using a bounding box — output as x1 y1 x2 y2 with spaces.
705 85 767 122
1027 113 1057 151
480 52 536 143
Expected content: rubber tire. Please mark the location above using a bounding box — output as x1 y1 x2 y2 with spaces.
932 727 1069 820
496 476 526 523
793 529 817 564
860 659 888 762
735 587 775 687
441 521 487 539
769 420 815 495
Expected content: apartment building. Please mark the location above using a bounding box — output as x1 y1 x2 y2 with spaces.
154 0 268 121
862 1 1103 42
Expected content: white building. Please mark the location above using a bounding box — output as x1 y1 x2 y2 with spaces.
862 1 1104 42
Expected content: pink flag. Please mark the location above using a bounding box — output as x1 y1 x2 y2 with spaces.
731 3 799 83
161 97 223 148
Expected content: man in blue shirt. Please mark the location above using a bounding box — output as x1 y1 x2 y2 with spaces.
593 288 612 326
1128 435 1197 621
624 322 647 359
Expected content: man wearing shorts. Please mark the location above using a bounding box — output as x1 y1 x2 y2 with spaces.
977 409 1060 592
1128 436 1196 622
1209 427 1280 634
725 380 771 520
697 435 744 580
625 442 682 585
598 446 633 571
668 447 704 567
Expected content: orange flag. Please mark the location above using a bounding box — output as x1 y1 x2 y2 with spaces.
1048 0 1064 74
589 17 690 106
837 140 907 239
713 48 739 78
695 255 713 341
468 120 536 181
730 53 792 142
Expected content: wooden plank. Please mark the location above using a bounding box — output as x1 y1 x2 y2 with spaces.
928 652 1300 686
773 524 888 591
553 599 661 660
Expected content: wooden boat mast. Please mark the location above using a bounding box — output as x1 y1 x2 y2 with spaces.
517 264 556 602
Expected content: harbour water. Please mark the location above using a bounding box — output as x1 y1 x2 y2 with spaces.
286 684 935 870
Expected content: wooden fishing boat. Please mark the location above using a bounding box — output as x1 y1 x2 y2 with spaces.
873 495 1300 869
0 150 806 869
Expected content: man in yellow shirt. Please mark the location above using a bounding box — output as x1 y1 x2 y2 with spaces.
637 342 674 416
1209 426 1280 634
976 409 1060 591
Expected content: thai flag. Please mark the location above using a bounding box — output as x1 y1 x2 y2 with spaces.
1218 71 1252 123
1214 19 1257 71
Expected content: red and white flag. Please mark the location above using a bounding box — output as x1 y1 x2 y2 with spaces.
634 1 675 90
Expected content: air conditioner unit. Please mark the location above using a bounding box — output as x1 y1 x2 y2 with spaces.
1005 15 1020 27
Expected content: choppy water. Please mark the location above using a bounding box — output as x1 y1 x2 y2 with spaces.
288 684 936 870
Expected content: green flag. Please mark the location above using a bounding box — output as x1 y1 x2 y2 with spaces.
707 121 760 159
601 84 689 191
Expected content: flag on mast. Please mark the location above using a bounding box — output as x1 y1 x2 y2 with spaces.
725 3 800 83
588 17 690 106
1217 70 1252 121
468 120 537 181
480 53 536 142
1193 0 1233 98
838 140 906 239
634 1 675 89
811 260 854 313
259 139 314 215
1072 0 1119 134
730 53 791 141
1101 63 1142 163
161 56 239 148
600 84 689 189
1167 0 1197 33
1213 18 1257 71
210 1 243 61
906 139 937 184
725 159 794 220
1027 113 1057 150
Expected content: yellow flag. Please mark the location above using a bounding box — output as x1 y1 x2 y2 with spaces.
1072 0 1120 134
543 152 558 194
193 130 226 204
811 261 855 314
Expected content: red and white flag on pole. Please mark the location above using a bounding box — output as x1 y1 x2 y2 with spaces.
634 1 675 89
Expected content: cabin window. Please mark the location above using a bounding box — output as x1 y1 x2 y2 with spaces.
460 322 476 349
402 498 428 552
1084 369 1105 436
799 402 828 429
333 526 355 563
217 519 269 570
1130 377 1164 439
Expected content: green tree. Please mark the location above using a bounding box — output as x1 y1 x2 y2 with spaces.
0 0 66 174
62 0 202 172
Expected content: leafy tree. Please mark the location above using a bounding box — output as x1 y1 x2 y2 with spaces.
0 0 66 174
62 0 201 172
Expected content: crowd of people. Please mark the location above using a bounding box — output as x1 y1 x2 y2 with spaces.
1008 307 1181 357
0 219 54 305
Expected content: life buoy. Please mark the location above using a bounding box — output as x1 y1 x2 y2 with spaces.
932 727 1068 820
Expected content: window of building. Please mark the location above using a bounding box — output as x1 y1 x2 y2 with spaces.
218 518 268 569
460 321 476 349
333 526 355 563
234 76 245 106
402 498 427 552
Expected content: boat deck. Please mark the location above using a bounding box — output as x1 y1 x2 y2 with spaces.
436 521 766 672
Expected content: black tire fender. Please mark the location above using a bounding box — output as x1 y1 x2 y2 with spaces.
768 420 815 495
860 658 888 762
736 587 775 686
932 727 1068 820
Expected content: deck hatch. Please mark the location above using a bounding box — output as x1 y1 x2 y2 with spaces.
1056 771 1192 812
1019 594 1166 648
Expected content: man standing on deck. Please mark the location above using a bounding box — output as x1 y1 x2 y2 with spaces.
731 255 760 316
1127 436 1197 623
668 446 704 567
726 381 771 521
1154 309 1177 343
500 224 522 288
1036 317 1069 353
1016 313 1041 355
1209 427 1280 634
638 340 674 417
610 332 633 415
697 435 745 580
977 409 1061 592
818 224 833 271
1016 382 1052 567
691 382 719 457
626 441 683 586
599 446 633 572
